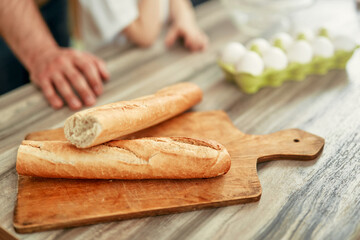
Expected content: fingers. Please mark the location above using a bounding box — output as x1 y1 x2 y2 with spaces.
74 55 103 96
39 78 63 109
169 25 208 52
85 53 110 82
201 33 209 50
63 65 96 107
165 27 179 48
52 74 82 110
30 49 109 110
184 31 209 52
184 36 196 51
185 35 201 52
92 56 110 81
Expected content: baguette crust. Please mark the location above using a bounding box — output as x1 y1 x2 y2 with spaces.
64 82 203 148
25 128 66 141
16 137 231 179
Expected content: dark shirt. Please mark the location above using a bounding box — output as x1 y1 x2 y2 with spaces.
0 0 69 95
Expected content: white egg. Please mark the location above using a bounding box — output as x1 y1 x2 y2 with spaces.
333 35 356 51
220 42 246 64
246 38 271 54
271 32 293 50
312 37 334 58
262 47 288 70
287 40 313 64
294 28 315 41
235 51 264 76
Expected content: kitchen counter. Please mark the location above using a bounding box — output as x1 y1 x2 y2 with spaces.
0 0 359 239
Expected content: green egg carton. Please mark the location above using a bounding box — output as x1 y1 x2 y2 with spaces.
309 56 335 75
218 46 358 94
218 60 291 94
309 46 359 74
263 68 289 86
217 60 236 82
234 73 264 94
333 48 359 69
286 62 313 81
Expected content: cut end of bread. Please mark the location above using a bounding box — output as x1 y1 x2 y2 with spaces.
213 147 231 176
64 114 101 148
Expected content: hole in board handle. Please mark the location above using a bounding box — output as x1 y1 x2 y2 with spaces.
293 139 300 143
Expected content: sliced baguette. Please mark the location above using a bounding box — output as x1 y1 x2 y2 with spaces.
16 137 231 179
64 82 202 148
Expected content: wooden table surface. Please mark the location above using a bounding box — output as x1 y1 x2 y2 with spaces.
1 0 359 239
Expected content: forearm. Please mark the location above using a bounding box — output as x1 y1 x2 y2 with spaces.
0 0 58 71
169 0 195 23
123 0 162 47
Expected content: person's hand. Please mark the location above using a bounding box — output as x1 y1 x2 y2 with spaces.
29 48 109 110
165 19 208 52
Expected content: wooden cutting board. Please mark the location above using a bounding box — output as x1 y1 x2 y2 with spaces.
13 111 324 233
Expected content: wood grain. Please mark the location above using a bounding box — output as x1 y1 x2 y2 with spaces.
13 111 324 233
0 227 17 240
0 0 360 239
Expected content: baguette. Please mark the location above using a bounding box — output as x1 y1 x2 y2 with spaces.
25 128 66 141
16 137 231 179
64 82 202 148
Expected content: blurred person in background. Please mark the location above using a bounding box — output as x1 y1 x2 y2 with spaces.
0 0 109 110
79 0 209 52
0 0 208 110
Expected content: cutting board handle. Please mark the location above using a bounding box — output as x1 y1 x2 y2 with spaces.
247 129 325 163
